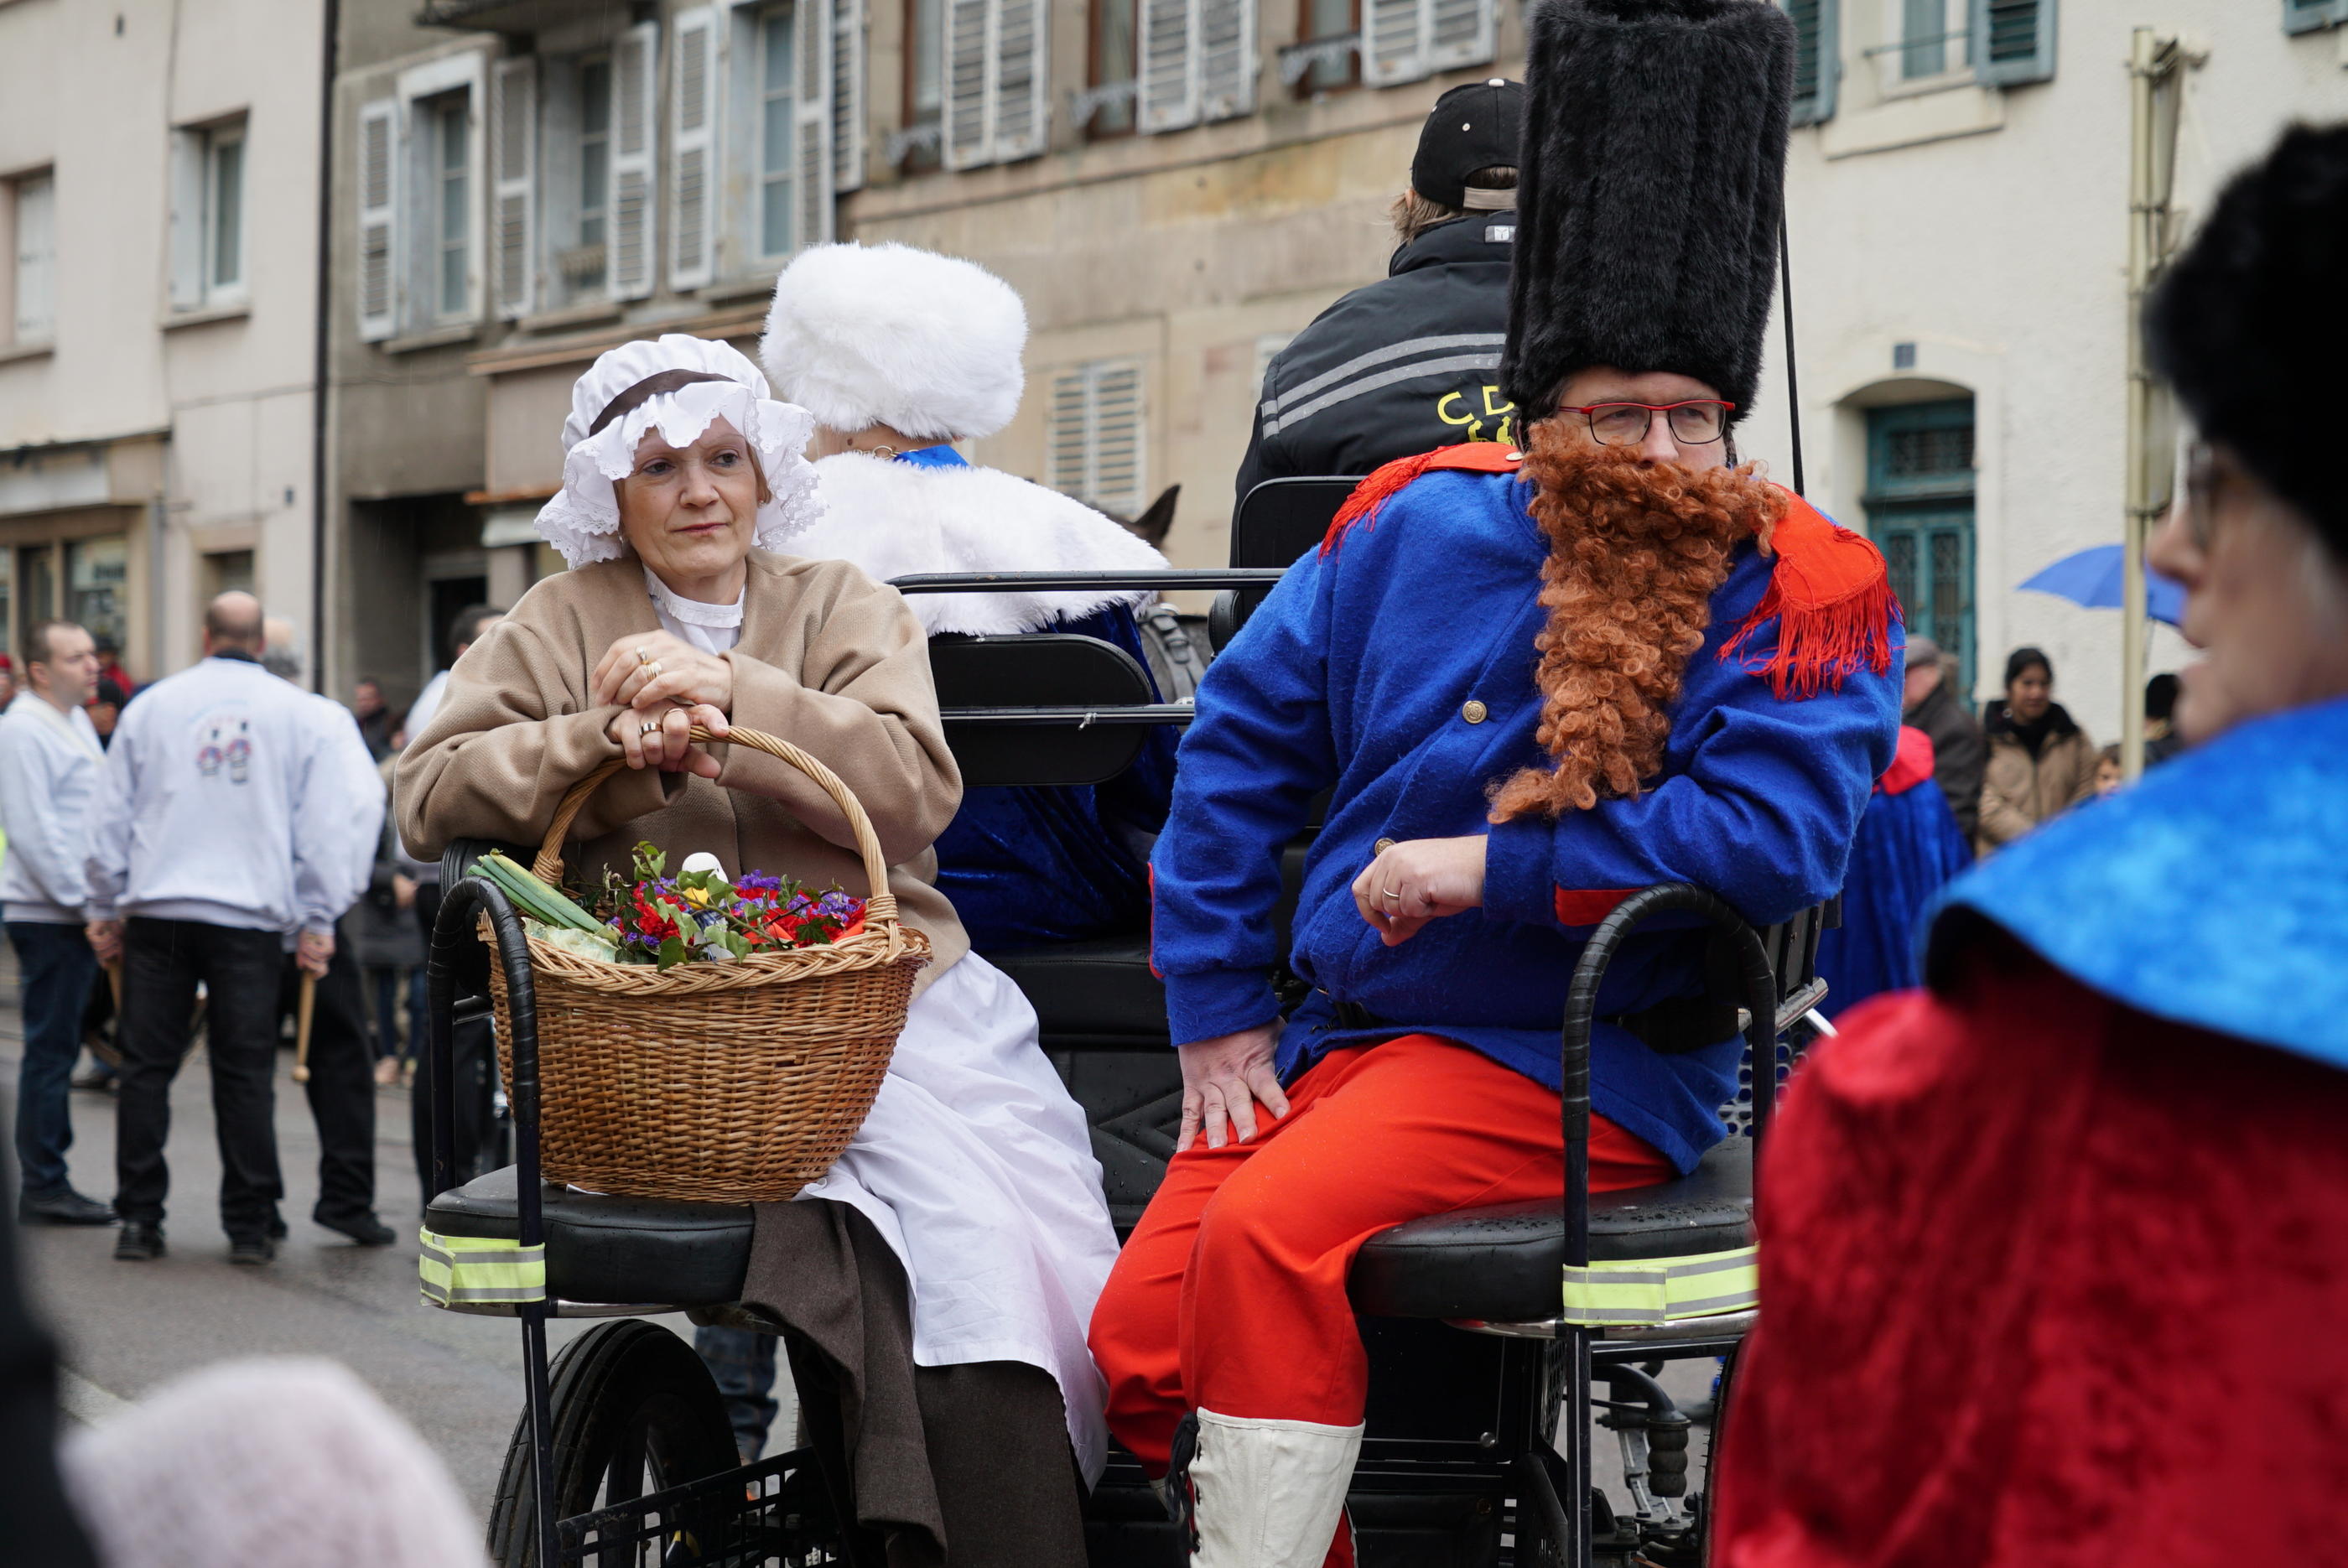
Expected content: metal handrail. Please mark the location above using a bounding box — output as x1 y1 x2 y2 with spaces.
890 568 1287 595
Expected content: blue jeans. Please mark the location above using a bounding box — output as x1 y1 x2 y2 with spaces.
693 1324 780 1461
8 922 100 1197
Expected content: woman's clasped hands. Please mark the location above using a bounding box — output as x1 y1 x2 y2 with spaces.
592 631 735 777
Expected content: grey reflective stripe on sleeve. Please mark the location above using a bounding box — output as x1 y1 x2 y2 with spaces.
1263 351 1505 436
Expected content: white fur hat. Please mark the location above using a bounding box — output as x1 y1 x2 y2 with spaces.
761 242 1027 443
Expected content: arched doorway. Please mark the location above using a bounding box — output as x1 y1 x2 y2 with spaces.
1864 397 1977 695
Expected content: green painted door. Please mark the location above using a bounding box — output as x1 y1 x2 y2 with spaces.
1866 399 1977 696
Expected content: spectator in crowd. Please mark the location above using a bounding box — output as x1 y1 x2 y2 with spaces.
350 678 393 761
2143 670 2184 766
1977 646 2097 853
1813 725 1972 1018
1898 634 1985 839
260 630 398 1245
86 678 126 749
91 636 135 700
353 748 423 1088
401 605 504 748
0 620 116 1225
0 654 17 706
2092 743 2126 797
1717 120 2348 1568
86 594 380 1265
1235 80 1524 501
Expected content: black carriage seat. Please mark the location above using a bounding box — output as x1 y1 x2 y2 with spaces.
424 1165 753 1309
1348 1139 1752 1324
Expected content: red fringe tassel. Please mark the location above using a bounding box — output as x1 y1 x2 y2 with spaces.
1319 449 1447 557
1720 516 1904 699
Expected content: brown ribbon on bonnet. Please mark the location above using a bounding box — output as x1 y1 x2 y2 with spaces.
585 369 739 438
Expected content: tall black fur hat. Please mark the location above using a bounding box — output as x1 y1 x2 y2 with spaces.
1499 0 1796 424
2146 122 2348 559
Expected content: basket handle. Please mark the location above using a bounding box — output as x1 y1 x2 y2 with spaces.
532 724 900 925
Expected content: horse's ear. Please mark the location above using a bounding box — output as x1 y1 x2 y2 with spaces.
1128 485 1181 548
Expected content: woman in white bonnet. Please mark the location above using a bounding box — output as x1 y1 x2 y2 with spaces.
397 332 1116 1566
763 241 1179 953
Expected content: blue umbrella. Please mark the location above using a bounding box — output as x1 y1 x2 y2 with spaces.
2018 544 2185 627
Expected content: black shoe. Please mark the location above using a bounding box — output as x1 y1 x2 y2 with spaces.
113 1222 166 1260
267 1214 288 1240
228 1234 276 1265
316 1212 396 1247
69 1067 117 1093
18 1188 119 1226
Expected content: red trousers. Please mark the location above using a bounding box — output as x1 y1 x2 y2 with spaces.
1089 1033 1675 1473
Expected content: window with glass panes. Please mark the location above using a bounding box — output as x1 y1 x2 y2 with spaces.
578 57 612 293
1091 0 1138 136
1866 398 1977 694
205 126 245 296
1298 0 1361 91
758 7 796 259
432 94 470 318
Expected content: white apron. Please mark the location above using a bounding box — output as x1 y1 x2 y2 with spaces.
797 952 1120 1482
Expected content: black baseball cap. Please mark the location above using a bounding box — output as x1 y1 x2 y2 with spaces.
1410 79 1524 210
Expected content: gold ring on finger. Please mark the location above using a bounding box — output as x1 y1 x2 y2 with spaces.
636 648 654 666
643 660 662 680
639 719 661 735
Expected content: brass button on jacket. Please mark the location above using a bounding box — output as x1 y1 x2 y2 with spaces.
1462 699 1488 724
1373 837 1397 855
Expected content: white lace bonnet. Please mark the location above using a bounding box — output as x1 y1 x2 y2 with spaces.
532 333 822 569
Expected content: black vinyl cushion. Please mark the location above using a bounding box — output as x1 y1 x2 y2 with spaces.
1347 1140 1753 1322
426 1166 752 1307
987 934 1168 1043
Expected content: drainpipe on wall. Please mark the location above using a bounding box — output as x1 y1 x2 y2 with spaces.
309 0 343 694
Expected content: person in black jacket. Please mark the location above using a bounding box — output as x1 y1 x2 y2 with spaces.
1234 79 1525 502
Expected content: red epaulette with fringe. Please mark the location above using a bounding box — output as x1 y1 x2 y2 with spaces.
1721 491 1902 699
1318 442 1526 557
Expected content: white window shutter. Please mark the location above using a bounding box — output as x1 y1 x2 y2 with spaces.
1046 367 1088 498
167 130 205 311
356 101 400 340
1139 0 1199 135
831 0 866 195
1362 0 1428 86
610 20 660 301
990 0 1047 162
1089 360 1145 515
794 0 835 251
669 8 717 289
12 175 55 341
943 0 993 169
491 56 537 319
1197 0 1255 122
1426 0 1494 74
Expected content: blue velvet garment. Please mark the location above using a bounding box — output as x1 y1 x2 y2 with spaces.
931 603 1179 950
1930 696 2348 1071
1150 468 1901 1172
893 444 969 469
1814 777 1971 1018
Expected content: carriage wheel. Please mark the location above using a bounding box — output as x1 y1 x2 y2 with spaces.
486 1319 740 1566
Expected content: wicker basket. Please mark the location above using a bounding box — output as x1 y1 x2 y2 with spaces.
483 725 930 1203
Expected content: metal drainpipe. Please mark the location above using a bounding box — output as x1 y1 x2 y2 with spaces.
309 0 343 694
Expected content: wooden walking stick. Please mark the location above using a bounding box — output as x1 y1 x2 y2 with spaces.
292 971 317 1084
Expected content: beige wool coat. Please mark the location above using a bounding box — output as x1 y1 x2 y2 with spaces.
397 550 969 988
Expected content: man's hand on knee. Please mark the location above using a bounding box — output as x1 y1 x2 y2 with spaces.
1177 1025 1290 1152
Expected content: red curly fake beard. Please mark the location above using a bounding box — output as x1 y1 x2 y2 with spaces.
1486 427 1787 823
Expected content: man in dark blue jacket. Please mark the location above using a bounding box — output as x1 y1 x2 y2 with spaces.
1233 79 1525 503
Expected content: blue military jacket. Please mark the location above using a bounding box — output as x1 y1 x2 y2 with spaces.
1149 457 1902 1171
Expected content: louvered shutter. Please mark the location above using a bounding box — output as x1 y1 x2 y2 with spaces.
794 0 835 251
1088 361 1144 515
1139 0 1197 134
832 0 866 194
167 130 205 310
610 20 659 301
943 0 991 169
356 101 400 340
1197 0 1255 122
1784 0 1838 125
990 0 1047 161
491 56 537 319
1425 0 1493 73
12 174 54 341
2281 0 2346 34
1975 0 2055 86
669 8 717 289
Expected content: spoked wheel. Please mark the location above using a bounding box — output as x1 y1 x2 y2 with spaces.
487 1319 740 1566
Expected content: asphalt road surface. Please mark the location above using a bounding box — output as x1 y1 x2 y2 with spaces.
8 957 1709 1541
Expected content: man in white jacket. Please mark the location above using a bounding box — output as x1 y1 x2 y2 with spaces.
85 594 377 1264
0 620 115 1226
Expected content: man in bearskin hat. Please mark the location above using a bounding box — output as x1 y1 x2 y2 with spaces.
1085 3 1902 1562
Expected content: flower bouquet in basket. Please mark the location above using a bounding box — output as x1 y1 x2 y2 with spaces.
469 843 866 971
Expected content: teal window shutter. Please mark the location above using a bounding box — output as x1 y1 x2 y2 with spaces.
1976 0 2056 86
1784 0 1837 126
2283 0 2348 35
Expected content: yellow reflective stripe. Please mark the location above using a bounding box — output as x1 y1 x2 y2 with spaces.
418 1227 546 1309
1560 1247 1758 1327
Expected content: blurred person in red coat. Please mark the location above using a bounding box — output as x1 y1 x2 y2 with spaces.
1715 122 2348 1568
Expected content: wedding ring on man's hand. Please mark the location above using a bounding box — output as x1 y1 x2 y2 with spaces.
1381 888 1404 904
